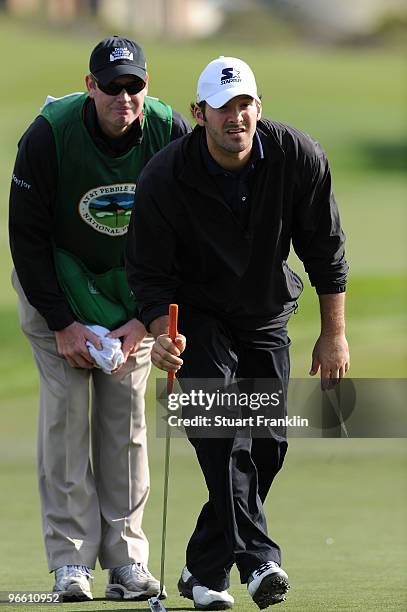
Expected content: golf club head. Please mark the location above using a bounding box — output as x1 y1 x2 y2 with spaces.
148 596 167 611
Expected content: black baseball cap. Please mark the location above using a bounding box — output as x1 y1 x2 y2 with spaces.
89 36 147 86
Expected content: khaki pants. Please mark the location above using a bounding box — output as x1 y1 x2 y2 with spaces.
12 270 153 571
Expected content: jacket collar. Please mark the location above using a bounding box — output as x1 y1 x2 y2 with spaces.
179 122 285 192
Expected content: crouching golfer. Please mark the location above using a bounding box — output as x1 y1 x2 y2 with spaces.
126 56 349 609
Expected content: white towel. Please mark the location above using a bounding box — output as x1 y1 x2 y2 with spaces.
85 324 125 374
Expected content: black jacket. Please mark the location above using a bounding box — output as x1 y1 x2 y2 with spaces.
126 120 348 328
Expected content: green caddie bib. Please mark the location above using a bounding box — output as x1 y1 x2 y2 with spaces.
41 92 172 327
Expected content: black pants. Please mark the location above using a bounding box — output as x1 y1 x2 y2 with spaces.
177 307 289 591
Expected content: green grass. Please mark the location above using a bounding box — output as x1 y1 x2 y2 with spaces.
0 15 406 612
0 395 406 611
287 275 407 377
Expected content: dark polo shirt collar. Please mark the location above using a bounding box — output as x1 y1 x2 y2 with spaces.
200 128 264 176
199 128 264 226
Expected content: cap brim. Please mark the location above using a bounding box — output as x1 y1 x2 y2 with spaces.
204 86 260 109
93 64 146 86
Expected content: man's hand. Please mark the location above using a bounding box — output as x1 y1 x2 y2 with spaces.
311 293 350 389
310 332 350 389
148 314 186 373
108 318 147 363
151 333 186 373
55 321 102 369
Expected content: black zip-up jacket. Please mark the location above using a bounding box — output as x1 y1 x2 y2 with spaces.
126 120 348 329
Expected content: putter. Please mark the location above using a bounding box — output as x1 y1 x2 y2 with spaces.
325 383 349 438
148 304 179 612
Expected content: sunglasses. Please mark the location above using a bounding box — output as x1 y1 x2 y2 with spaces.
92 75 146 96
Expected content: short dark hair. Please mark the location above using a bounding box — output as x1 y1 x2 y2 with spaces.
189 95 262 122
190 100 206 120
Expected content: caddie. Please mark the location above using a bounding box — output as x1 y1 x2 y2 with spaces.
9 35 190 602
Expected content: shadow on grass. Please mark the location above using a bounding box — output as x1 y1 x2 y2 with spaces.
74 606 191 612
64 597 193 611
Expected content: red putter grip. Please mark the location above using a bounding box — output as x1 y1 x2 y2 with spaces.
167 304 178 384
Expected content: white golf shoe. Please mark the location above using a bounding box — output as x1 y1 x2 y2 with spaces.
247 561 289 608
178 566 234 610
106 562 166 600
53 565 93 601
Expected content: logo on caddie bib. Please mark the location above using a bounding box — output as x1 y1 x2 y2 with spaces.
78 184 136 236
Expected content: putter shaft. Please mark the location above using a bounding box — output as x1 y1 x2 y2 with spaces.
149 304 178 612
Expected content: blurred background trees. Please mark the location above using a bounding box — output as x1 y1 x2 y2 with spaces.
2 0 407 45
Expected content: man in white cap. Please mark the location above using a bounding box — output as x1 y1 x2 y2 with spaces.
9 36 190 601
126 56 349 609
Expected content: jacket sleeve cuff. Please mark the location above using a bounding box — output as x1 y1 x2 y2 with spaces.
43 307 75 331
316 284 347 295
141 304 173 332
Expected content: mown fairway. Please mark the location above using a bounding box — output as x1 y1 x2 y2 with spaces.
0 15 406 612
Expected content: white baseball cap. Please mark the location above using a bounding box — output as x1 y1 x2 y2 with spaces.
197 56 260 109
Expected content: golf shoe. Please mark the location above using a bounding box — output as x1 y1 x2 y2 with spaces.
247 561 289 608
178 566 234 610
106 562 166 600
53 564 93 601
